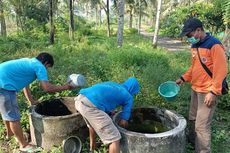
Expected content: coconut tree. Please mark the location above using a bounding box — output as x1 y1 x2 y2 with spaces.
117 0 125 47
49 0 55 44
69 0 74 40
0 0 6 37
79 0 111 37
126 0 135 28
125 0 147 32
8 0 27 31
145 0 157 28
137 0 147 34
152 0 162 48
95 0 111 37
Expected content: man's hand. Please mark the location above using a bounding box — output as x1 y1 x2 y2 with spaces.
66 83 76 90
118 119 128 128
31 100 40 106
204 93 216 107
176 78 184 86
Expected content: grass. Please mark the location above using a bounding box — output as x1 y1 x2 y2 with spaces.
0 28 230 153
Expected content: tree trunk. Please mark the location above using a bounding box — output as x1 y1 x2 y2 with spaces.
15 3 22 31
16 14 20 33
49 0 55 44
0 0 6 37
117 0 125 47
106 0 111 37
69 0 74 40
223 25 230 56
151 13 155 28
129 8 133 29
85 3 88 17
99 8 102 27
152 0 162 48
95 6 98 28
138 0 141 34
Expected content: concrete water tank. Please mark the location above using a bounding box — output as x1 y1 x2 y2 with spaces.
29 97 87 150
113 107 187 153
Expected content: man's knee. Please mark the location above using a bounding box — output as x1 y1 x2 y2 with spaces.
195 122 210 133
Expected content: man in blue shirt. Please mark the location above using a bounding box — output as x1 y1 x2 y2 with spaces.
0 52 74 152
75 77 140 153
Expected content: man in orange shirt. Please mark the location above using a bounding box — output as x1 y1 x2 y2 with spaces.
176 18 227 153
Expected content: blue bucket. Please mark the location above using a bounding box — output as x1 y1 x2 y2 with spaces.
158 81 180 101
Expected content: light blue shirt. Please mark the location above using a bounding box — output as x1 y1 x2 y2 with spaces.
0 58 48 91
79 77 140 120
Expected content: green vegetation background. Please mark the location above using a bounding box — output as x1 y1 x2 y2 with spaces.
0 17 229 153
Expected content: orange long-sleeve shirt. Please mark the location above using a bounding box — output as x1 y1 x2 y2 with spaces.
182 33 227 95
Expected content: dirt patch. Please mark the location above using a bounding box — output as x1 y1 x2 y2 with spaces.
140 30 190 52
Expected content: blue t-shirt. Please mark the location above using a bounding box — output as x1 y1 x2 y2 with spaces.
0 58 48 91
79 78 140 121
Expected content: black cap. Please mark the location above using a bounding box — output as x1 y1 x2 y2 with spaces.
179 18 203 37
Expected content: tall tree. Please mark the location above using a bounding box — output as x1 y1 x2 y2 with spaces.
96 4 103 27
126 0 147 29
49 0 55 44
135 0 147 34
117 0 125 47
98 0 111 36
146 0 157 27
79 0 110 36
69 0 74 40
8 0 26 31
126 0 135 28
106 0 111 37
152 0 162 48
95 5 98 28
0 0 6 37
138 0 141 34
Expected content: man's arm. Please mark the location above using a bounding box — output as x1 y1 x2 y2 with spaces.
23 86 38 105
204 44 227 107
210 44 227 95
119 97 133 121
177 50 194 84
40 80 73 93
181 65 193 82
119 98 132 128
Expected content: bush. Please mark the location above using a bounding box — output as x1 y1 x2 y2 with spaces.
161 3 225 38
124 28 138 34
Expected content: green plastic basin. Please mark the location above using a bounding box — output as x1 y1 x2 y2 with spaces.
158 81 180 101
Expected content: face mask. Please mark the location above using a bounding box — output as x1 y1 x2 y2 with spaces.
187 37 200 44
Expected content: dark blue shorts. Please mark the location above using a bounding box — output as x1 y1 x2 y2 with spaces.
0 89 20 121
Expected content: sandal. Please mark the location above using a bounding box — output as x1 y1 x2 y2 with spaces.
18 145 43 153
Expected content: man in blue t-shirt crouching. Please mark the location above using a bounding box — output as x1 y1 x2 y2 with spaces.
75 77 140 153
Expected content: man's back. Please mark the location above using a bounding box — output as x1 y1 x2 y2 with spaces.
0 58 48 91
79 81 132 113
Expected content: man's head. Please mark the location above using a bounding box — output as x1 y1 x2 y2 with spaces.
122 77 140 96
36 52 54 68
180 18 205 44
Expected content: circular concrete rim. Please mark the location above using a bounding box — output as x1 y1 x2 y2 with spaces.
113 107 187 138
29 105 81 120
